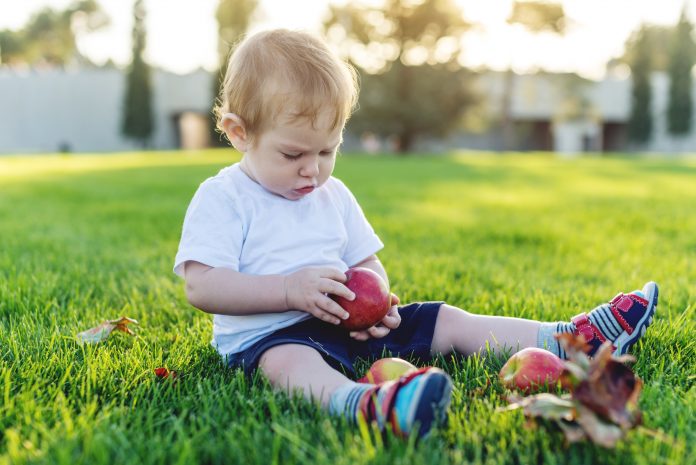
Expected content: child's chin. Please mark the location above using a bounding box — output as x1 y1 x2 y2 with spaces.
280 191 303 200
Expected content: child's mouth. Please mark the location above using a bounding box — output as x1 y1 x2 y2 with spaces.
294 186 315 195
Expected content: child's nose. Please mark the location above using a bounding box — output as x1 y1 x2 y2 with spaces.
299 156 320 178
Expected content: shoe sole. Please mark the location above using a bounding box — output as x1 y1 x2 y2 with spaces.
408 369 453 438
614 281 658 355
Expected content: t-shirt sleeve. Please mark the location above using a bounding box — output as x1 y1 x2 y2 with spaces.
337 180 384 266
173 180 244 278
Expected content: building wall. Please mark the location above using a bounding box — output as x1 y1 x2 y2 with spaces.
3 68 696 154
0 68 212 154
642 73 696 153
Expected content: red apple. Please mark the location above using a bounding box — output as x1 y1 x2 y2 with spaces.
357 357 418 384
499 348 565 393
332 267 391 331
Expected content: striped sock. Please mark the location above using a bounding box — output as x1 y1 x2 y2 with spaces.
538 303 626 359
328 382 373 423
537 322 573 359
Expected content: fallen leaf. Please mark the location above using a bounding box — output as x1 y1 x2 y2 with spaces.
502 333 644 448
556 333 591 367
557 419 587 443
572 342 642 428
77 316 139 343
154 367 177 379
505 393 576 422
574 404 625 448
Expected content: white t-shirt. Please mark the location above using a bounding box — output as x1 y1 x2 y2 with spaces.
174 163 384 357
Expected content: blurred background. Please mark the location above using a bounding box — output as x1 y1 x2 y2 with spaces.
1 0 696 155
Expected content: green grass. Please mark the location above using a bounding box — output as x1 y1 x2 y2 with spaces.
0 150 694 465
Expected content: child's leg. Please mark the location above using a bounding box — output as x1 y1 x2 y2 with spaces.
431 282 659 358
258 343 351 407
258 343 452 438
430 304 540 356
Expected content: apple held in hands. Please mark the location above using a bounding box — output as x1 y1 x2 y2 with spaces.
358 357 417 384
499 347 565 393
332 267 391 331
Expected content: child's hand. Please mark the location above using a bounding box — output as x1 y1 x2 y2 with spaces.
349 293 401 341
284 267 355 325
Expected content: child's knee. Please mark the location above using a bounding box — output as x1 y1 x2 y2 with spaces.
437 304 474 323
258 344 320 382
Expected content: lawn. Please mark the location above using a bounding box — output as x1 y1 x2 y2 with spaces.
0 150 694 465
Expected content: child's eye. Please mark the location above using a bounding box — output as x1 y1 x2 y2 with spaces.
319 150 333 156
281 152 301 160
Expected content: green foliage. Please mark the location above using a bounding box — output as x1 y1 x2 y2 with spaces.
324 0 474 152
0 0 108 67
351 62 476 151
507 0 566 34
0 150 694 464
210 0 259 148
503 1 566 150
627 26 653 144
667 10 696 136
621 25 672 72
121 0 154 147
216 0 258 66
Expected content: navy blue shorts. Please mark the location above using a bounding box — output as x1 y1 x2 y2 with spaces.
226 301 444 378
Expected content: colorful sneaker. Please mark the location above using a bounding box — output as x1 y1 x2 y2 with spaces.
572 281 659 356
358 367 453 438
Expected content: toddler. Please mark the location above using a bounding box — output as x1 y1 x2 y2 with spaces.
174 29 658 438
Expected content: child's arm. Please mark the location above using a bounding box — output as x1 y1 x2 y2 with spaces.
352 254 390 288
183 261 355 325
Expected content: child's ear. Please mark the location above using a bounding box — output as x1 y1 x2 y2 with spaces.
221 113 249 151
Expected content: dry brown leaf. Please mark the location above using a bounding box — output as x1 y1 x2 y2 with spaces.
574 404 625 448
154 367 178 380
503 333 644 448
572 343 642 428
77 316 139 343
505 393 576 422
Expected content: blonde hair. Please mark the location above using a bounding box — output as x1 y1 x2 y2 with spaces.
214 29 359 143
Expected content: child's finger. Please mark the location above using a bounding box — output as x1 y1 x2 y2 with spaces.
321 279 355 301
390 293 400 306
349 330 370 340
317 295 350 321
381 308 401 329
367 325 390 339
312 307 341 325
318 267 348 283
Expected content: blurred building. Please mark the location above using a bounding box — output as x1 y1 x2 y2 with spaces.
0 67 211 153
2 67 696 154
454 70 696 155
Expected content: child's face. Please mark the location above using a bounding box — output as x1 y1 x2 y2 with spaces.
241 111 343 201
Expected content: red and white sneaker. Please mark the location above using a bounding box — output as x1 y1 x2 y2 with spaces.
571 281 658 356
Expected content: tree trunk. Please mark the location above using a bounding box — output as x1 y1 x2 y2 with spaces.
501 68 515 151
398 131 414 153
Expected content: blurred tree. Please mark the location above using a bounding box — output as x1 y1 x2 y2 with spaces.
0 0 108 67
503 1 566 150
211 0 258 146
216 0 258 67
324 0 475 153
0 31 24 64
621 25 672 71
353 63 475 151
122 0 154 147
507 0 565 33
627 26 653 144
667 9 695 136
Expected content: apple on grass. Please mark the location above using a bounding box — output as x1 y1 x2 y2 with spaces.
499 347 565 393
357 357 418 384
331 267 391 331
